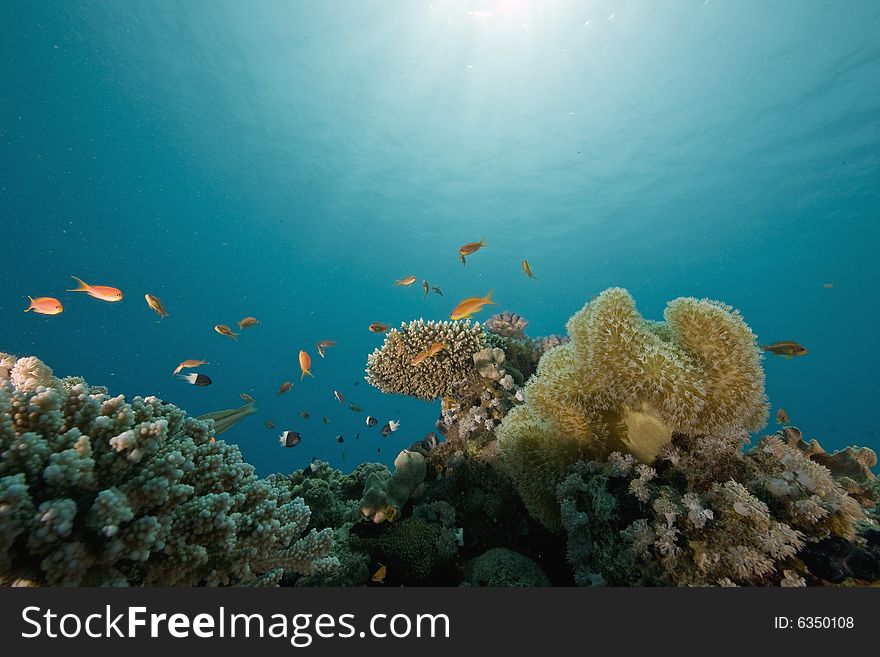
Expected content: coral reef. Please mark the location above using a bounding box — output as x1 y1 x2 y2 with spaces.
485 312 528 339
364 319 485 400
463 548 551 587
0 354 337 586
359 449 427 523
557 430 876 586
497 288 769 528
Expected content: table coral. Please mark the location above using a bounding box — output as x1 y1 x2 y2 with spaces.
365 319 485 400
497 287 769 528
0 354 337 586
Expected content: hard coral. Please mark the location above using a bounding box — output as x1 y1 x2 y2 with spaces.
498 288 768 528
0 355 337 586
365 319 485 400
485 312 528 340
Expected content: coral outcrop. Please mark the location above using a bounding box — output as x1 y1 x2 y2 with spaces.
557 430 876 586
497 288 769 528
463 548 551 587
0 353 337 586
365 319 485 400
359 449 427 523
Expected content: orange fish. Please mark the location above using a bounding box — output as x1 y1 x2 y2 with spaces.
450 290 495 320
822 283 834 289
209 437 216 444
238 316 259 330
776 408 790 425
459 239 486 265
369 322 390 333
412 341 447 366
316 340 336 358
144 293 169 319
395 276 417 287
173 359 209 376
68 276 123 302
522 260 537 279
24 296 63 315
277 381 293 396
299 350 313 380
214 324 239 340
372 563 387 584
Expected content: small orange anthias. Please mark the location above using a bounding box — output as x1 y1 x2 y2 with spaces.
68 276 123 302
24 296 63 315
299 350 313 380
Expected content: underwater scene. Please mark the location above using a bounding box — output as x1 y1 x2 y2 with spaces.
1 1 878 587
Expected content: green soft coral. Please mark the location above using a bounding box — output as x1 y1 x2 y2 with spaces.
497 288 769 529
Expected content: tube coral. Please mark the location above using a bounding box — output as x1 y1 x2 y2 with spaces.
0 355 337 586
497 288 769 528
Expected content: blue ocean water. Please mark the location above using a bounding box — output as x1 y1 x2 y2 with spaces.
1 0 878 477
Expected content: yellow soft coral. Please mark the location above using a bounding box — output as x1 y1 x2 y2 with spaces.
497 288 768 529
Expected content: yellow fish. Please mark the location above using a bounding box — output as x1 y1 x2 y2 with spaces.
214 324 239 340
144 293 169 319
395 275 417 287
450 290 495 320
173 359 209 376
299 350 313 380
459 239 486 266
372 563 387 584
412 341 447 365
521 260 537 279
776 408 789 425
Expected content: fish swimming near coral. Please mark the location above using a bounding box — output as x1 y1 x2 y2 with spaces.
366 415 378 427
776 408 790 425
372 564 387 584
381 419 400 437
337 435 344 443
173 359 209 376
240 392 255 403
369 322 390 333
458 239 486 266
24 296 63 315
197 402 257 435
265 420 275 429
521 260 537 279
423 279 430 299
411 341 447 366
278 430 302 448
144 293 169 319
333 390 344 405
349 402 363 412
299 350 313 380
237 316 259 330
277 381 293 396
450 290 495 320
214 324 239 340
176 372 212 387
316 340 336 358
395 275 417 287
299 410 310 419
760 341 808 358
322 416 330 426
432 285 443 296
68 276 123 302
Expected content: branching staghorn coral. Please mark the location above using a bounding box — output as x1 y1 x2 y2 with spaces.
365 319 485 400
557 430 876 586
0 354 337 586
497 288 769 528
